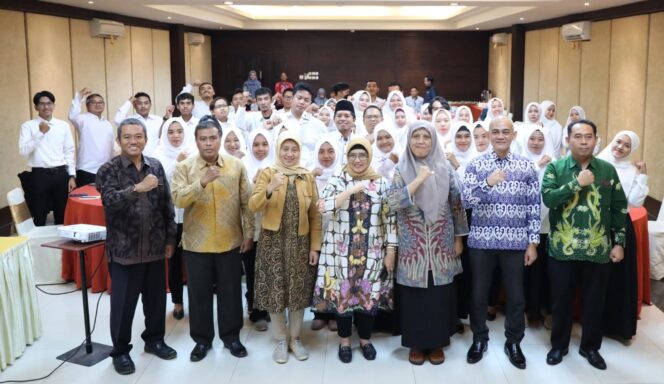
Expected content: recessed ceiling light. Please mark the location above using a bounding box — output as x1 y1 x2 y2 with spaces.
584 2 590 6
167 16 172 19
88 1 94 3
284 28 288 31
450 2 459 5
224 1 233 5
475 27 480 30
519 17 525 21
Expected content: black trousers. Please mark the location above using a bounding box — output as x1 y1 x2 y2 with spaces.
168 224 184 304
337 312 375 340
549 258 611 351
469 248 525 343
30 166 69 226
185 248 243 346
241 242 268 322
76 169 97 187
525 235 550 317
108 260 166 357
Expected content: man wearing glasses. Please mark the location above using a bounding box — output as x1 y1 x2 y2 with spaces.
19 91 76 225
68 87 115 186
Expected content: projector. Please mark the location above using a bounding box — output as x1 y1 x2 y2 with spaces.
57 224 107 242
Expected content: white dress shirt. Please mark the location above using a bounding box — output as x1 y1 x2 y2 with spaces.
282 111 328 166
19 117 76 176
68 93 115 174
331 130 357 165
244 111 273 136
229 106 247 133
113 100 164 157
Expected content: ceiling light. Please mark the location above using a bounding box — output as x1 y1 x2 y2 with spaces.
584 2 590 6
475 27 480 30
450 2 459 5
88 1 94 3
224 1 233 4
519 17 525 21
167 16 172 19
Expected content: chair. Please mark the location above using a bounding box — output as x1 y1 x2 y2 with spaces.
648 199 664 280
6 187 64 284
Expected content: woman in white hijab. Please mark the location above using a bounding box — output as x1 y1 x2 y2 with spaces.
446 121 477 179
371 122 401 181
420 103 432 121
562 105 600 155
155 119 190 320
512 101 543 154
483 97 507 122
517 124 555 328
597 131 648 208
317 106 337 133
454 105 474 124
352 90 371 137
597 130 648 339
539 100 563 157
221 125 248 159
472 121 492 157
382 90 416 124
244 128 275 184
432 108 453 149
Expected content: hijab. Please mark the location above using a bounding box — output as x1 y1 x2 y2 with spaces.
597 130 640 196
271 131 310 176
382 90 416 124
562 105 587 149
484 97 506 122
311 135 342 189
318 105 337 133
539 100 563 156
523 102 542 124
433 108 454 149
243 128 274 183
155 118 190 179
449 121 477 172
352 90 371 114
398 121 450 224
454 105 475 124
220 125 247 158
341 137 380 181
518 124 555 180
371 122 401 180
472 121 493 156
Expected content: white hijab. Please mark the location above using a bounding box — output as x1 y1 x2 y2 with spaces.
317 105 337 133
371 122 401 180
382 90 416 124
433 108 454 149
448 121 477 173
472 121 493 157
310 135 342 193
220 125 247 158
562 106 591 151
454 105 474 124
523 102 542 124
539 100 563 157
597 130 640 197
518 124 555 180
155 119 190 179
243 128 274 183
484 97 506 122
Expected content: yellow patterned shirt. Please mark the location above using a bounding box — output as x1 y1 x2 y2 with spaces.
171 153 255 253
542 156 627 263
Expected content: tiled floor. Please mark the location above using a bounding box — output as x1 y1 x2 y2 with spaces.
2 283 664 384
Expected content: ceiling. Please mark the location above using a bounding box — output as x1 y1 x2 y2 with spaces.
44 0 642 31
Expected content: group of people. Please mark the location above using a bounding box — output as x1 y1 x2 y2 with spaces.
18 75 647 376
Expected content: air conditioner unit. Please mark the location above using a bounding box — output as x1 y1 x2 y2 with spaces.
187 33 205 46
561 21 591 41
90 18 125 39
491 33 509 47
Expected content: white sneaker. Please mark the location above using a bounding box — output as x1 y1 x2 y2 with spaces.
254 319 268 332
273 340 288 364
289 339 309 361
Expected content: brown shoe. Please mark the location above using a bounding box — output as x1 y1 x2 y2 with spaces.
408 349 426 365
429 348 445 365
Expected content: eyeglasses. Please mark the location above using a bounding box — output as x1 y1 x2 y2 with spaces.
348 153 368 161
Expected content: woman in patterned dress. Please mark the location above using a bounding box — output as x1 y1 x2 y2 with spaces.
248 131 322 364
388 121 469 365
313 137 397 363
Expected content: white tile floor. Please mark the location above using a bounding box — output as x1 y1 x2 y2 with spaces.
2 283 664 384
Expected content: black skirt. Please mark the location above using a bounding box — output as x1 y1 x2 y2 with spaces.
602 216 638 339
399 272 457 350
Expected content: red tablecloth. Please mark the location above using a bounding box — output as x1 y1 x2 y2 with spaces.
630 206 651 314
61 185 171 293
451 103 484 122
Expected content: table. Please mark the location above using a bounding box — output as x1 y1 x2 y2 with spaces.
43 239 112 366
0 237 41 371
61 185 173 293
61 185 110 293
630 206 651 314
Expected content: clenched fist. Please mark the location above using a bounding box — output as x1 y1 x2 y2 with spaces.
577 169 595 187
486 169 506 187
200 166 221 188
134 174 159 193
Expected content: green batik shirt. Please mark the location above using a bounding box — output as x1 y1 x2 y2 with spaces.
541 155 627 263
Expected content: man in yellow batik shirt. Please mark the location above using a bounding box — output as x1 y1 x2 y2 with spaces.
172 116 255 362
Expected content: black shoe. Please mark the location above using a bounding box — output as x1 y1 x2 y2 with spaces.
546 348 568 365
456 319 465 334
173 309 184 320
112 354 135 375
224 340 248 358
466 340 488 364
338 345 352 363
190 343 212 362
579 348 606 370
504 342 526 369
360 343 376 361
144 340 177 360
